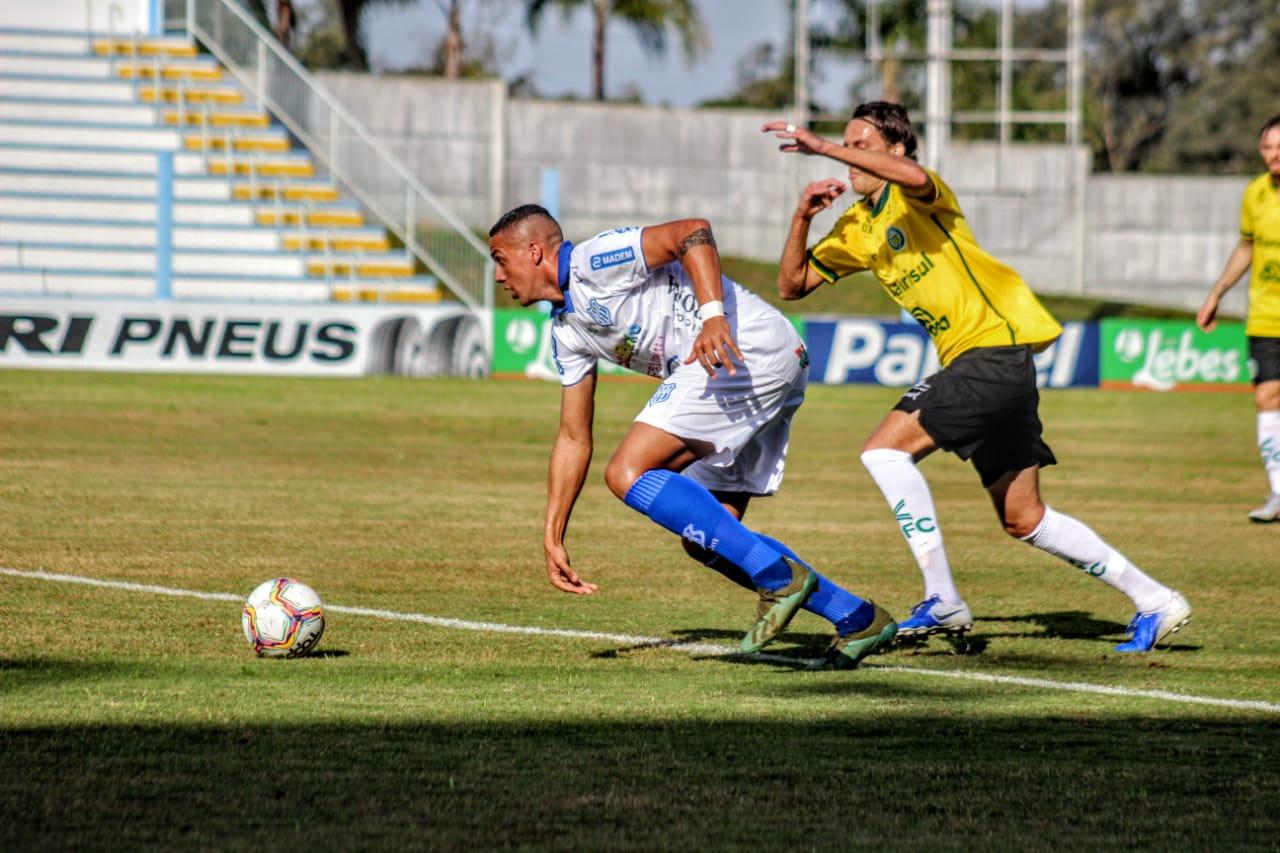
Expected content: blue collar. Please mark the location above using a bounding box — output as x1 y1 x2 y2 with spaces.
550 240 575 318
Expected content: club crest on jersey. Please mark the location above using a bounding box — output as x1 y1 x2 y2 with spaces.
886 226 908 252
589 247 635 270
586 298 613 327
648 381 676 406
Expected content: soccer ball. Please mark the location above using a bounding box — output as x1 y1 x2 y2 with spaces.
241 578 325 658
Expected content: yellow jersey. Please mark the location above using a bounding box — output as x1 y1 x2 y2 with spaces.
808 169 1062 366
1241 173 1280 337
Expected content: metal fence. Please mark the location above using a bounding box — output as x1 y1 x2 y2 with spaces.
181 0 493 319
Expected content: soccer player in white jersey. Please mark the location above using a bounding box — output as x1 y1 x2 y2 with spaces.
488 204 897 668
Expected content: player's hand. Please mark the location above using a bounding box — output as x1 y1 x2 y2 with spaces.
796 179 847 220
762 120 831 157
1196 295 1219 332
685 315 745 377
544 542 597 595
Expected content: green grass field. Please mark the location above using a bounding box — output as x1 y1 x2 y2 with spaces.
2 370 1278 849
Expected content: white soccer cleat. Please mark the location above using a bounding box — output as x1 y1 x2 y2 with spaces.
1248 493 1280 523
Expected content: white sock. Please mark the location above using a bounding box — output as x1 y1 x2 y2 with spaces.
860 448 961 604
1021 506 1170 612
1257 411 1280 495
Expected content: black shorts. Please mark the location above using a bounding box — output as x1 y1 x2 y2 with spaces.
894 345 1057 487
1248 336 1280 384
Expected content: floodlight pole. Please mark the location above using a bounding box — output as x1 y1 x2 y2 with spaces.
924 0 952 171
791 0 809 196
1068 0 1086 294
793 0 809 131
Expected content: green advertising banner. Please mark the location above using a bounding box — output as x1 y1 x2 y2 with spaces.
1100 318 1248 391
493 308 807 380
492 308 628 379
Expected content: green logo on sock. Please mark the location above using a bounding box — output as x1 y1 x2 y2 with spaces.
893 499 936 540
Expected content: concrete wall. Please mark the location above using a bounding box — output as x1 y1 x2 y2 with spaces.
314 72 1252 316
3 0 152 33
315 72 503 229
1085 175 1247 316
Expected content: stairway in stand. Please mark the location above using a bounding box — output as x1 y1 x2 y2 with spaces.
0 27 440 304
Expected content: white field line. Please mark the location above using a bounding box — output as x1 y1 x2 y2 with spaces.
4 566 1279 715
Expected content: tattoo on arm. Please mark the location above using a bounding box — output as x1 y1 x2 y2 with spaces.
675 228 716 259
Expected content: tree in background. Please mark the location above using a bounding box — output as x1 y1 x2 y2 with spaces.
524 0 707 101
810 0 926 107
699 42 795 110
289 0 497 76
1102 0 1278 174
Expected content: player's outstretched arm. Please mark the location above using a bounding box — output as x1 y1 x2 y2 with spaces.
1198 238 1253 332
761 120 934 198
778 179 846 300
544 372 600 595
641 220 744 377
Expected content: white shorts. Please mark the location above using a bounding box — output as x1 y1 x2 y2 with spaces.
633 315 808 496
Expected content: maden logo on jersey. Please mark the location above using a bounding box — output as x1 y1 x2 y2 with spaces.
589 247 635 270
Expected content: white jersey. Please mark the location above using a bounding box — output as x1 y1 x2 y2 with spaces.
549 227 785 386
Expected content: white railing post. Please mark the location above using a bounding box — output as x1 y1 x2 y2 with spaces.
201 98 211 169
405 187 415 254
151 53 161 122
223 127 233 181
328 109 338 171
255 40 267 110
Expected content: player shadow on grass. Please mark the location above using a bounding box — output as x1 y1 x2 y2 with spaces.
590 628 825 669
975 611 1201 651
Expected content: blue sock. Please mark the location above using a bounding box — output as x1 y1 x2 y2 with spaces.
624 470 792 591
754 532 874 635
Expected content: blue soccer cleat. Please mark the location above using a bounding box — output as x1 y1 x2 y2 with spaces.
896 595 973 638
1115 592 1191 653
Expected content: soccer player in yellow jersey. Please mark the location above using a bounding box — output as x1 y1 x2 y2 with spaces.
1198 114 1280 523
763 102 1190 653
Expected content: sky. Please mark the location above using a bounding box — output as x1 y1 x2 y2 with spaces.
355 0 810 108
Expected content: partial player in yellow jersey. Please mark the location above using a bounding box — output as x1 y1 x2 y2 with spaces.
763 101 1190 653
1198 114 1280 523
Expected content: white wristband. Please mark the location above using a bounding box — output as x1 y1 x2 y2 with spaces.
699 300 725 320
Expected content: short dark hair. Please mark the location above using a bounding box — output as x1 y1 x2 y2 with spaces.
1261 114 1280 139
852 101 918 161
489 203 559 238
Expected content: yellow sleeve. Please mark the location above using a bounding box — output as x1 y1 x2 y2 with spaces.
808 217 867 284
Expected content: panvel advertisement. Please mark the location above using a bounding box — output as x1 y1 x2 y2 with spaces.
1100 318 1249 392
494 308 1099 389
0 298 485 377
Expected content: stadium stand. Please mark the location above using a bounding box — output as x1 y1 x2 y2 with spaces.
0 27 441 304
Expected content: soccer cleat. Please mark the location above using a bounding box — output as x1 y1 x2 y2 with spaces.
809 603 898 670
895 595 973 638
740 556 818 654
1114 591 1191 653
1248 493 1280 523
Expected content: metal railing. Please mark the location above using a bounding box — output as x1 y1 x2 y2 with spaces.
181 0 493 319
